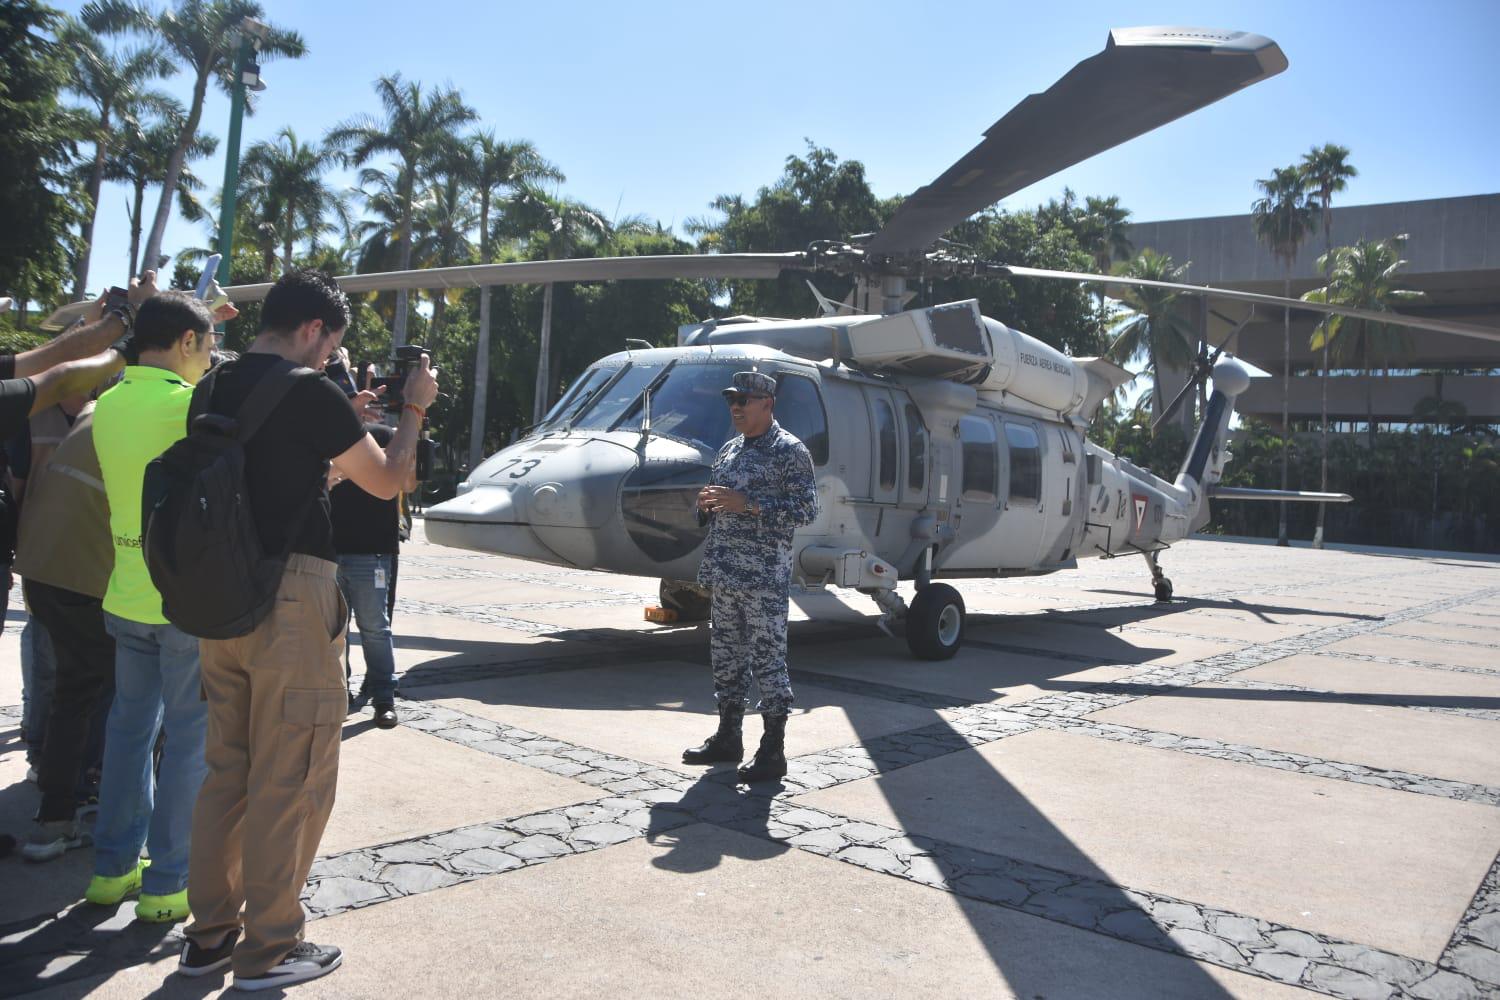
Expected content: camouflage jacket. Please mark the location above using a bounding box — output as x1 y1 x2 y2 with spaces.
697 420 819 592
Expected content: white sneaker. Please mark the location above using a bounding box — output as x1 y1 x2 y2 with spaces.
21 819 91 862
233 941 342 992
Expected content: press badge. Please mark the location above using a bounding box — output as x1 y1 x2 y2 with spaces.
374 567 387 590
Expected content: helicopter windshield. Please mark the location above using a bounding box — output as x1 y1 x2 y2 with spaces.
539 365 615 429
612 363 736 450
566 363 667 432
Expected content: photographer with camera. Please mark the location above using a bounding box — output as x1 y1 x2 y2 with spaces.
329 363 419 728
85 291 218 922
180 270 437 992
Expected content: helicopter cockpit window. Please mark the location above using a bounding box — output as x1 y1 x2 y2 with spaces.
959 415 997 503
539 365 615 430
1006 421 1042 505
875 398 898 491
570 363 664 431
905 403 927 491
772 373 828 466
613 363 735 451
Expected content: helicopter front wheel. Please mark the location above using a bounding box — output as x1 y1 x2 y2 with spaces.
1154 578 1174 602
659 579 712 622
906 583 965 660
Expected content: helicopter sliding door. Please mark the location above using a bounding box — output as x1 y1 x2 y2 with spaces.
995 418 1047 569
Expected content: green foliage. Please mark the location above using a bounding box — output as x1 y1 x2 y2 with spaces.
687 142 889 318
0 1 87 307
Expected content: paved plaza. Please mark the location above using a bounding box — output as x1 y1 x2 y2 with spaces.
1 532 1498 998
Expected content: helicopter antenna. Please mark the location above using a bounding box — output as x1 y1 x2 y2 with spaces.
805 279 859 317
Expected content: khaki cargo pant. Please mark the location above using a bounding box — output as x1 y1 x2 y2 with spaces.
186 555 348 977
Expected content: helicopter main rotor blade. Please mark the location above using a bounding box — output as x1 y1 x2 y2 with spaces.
1002 265 1500 345
1152 372 1201 432
38 253 808 328
865 27 1287 257
223 253 809 304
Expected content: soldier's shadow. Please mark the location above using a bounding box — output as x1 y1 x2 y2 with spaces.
645 771 790 874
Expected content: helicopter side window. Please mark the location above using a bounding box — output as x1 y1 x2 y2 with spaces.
959 415 997 503
904 403 927 491
875 398 898 491
1006 422 1042 505
773 373 829 466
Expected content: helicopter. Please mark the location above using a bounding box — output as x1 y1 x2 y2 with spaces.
42 26 1500 659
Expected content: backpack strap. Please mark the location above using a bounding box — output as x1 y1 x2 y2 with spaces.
232 359 320 443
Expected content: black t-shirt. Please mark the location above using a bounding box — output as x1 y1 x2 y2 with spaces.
331 423 400 555
0 376 36 444
205 353 365 561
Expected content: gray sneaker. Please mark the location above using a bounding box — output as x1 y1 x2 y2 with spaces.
234 941 342 992
21 819 92 862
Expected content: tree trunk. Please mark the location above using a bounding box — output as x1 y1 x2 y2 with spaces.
142 68 210 275
282 202 295 270
470 284 493 471
1363 327 1375 450
393 174 414 348
73 116 109 300
430 291 446 348
127 182 145 280
533 282 554 424
1277 272 1290 546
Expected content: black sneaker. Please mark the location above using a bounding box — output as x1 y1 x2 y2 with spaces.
373 703 398 729
177 929 239 977
233 941 342 992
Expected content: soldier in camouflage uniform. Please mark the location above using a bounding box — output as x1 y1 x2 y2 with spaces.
685 370 819 783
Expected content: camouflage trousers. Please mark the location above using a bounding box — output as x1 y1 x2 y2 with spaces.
709 585 794 715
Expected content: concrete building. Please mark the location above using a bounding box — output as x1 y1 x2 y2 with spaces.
1126 193 1500 428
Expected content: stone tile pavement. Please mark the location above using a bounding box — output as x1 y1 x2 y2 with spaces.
0 533 1497 998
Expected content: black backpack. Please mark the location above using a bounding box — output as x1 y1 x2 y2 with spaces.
141 359 321 639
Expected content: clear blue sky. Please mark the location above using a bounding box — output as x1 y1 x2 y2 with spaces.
62 0 1500 295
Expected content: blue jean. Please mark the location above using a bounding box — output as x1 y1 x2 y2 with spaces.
21 618 57 764
93 613 208 895
337 554 397 702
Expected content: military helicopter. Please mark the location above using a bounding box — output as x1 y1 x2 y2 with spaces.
45 26 1500 659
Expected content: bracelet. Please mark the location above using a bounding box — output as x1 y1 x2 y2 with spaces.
403 403 426 419
107 302 135 332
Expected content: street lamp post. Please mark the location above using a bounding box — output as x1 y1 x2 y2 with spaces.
213 23 267 298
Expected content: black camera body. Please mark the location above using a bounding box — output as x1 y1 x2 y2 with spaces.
379 344 428 413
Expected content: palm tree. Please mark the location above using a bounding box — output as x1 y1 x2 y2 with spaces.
1078 194 1134 349
1105 250 1197 426
83 0 305 277
1300 144 1358 548
326 74 476 347
499 184 610 422
1251 164 1319 544
411 172 476 348
1302 236 1422 449
239 126 348 271
105 115 217 279
443 133 561 465
58 18 175 298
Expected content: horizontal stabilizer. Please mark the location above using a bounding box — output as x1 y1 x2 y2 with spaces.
1208 486 1353 503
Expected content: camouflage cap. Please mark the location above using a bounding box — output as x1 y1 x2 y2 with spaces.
721 370 777 398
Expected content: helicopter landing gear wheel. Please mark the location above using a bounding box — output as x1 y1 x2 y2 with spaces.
659 579 711 622
1144 551 1173 603
906 583 965 660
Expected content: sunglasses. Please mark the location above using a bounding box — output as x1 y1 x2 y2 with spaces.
724 393 770 407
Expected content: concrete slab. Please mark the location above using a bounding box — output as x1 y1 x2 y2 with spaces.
1089 676 1500 789
1329 633 1499 670
32 824 1312 1000
1383 619 1499 646
322 717 598 855
1422 610 1500 629
418 660 942 771
971 617 1245 667
794 632 1141 706
393 577 620 608
1242 653 1500 702
799 728 1500 960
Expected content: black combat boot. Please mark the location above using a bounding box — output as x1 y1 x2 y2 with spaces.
682 705 744 764
736 713 788 783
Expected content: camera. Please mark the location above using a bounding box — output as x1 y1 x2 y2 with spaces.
378 344 429 413
105 286 130 313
